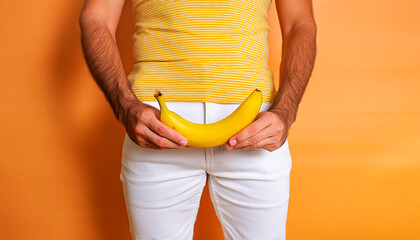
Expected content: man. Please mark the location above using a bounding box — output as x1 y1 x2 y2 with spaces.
79 0 316 239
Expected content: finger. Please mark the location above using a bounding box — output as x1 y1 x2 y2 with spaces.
143 126 186 149
147 116 189 147
144 138 164 150
260 142 282 152
137 137 159 150
228 118 271 147
138 141 157 150
260 143 278 152
235 135 277 150
231 127 274 149
144 137 176 151
131 124 160 149
260 138 287 152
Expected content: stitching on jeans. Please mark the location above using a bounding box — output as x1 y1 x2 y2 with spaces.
209 147 214 174
209 176 231 240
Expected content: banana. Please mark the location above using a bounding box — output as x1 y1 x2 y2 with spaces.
153 89 263 148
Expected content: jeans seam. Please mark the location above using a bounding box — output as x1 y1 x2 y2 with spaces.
209 147 214 174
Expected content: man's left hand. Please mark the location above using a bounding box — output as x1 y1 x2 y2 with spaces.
225 110 291 152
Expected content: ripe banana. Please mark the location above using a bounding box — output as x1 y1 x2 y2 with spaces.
153 89 263 148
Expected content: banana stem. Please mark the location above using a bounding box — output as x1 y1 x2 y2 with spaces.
154 89 168 111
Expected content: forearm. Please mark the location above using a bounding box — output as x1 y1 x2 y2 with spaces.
268 21 317 128
79 18 139 123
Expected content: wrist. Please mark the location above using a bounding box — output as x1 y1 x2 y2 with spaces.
116 95 140 123
267 106 297 128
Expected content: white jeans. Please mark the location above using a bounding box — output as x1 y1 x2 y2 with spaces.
120 101 292 240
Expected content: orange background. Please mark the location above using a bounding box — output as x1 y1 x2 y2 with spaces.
1 0 419 239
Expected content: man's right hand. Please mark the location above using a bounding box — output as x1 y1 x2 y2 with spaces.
121 102 190 150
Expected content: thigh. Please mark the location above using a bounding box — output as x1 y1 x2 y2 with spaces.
121 133 207 240
120 100 207 240
208 139 292 240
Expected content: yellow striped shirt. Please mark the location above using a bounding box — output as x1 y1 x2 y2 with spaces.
127 0 277 104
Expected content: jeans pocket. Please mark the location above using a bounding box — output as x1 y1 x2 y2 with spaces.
121 133 151 162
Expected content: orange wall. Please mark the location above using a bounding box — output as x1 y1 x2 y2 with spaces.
1 0 419 239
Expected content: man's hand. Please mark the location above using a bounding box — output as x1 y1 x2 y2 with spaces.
121 102 190 150
225 110 292 152
226 0 316 153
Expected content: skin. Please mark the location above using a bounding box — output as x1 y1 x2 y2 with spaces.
79 0 316 152
79 0 190 150
226 0 317 152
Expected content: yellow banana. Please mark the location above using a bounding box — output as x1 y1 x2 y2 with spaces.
153 89 263 148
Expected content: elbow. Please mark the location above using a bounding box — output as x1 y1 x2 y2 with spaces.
79 11 100 30
79 12 90 31
79 13 98 30
293 20 317 37
282 19 317 41
308 20 317 37
78 13 116 38
78 16 84 31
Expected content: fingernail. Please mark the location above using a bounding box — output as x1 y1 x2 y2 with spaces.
230 139 237 146
180 140 187 145
227 145 233 150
